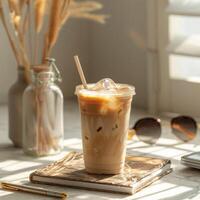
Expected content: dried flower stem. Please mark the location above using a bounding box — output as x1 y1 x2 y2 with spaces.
71 12 107 24
28 0 33 63
61 0 71 25
34 0 46 64
0 1 20 65
70 1 103 12
1 0 107 66
46 0 63 57
8 0 30 82
61 0 71 20
23 4 29 33
34 0 46 33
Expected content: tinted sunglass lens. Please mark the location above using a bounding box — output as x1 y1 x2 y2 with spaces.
171 116 197 142
133 118 161 145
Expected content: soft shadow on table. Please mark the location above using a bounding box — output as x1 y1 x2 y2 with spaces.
175 166 200 181
0 143 15 150
0 190 55 200
132 187 200 200
1 139 200 200
1 179 199 200
0 143 54 162
0 143 60 183
127 140 198 153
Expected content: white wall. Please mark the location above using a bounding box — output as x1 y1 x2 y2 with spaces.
88 0 148 109
0 23 17 103
52 20 90 98
0 1 148 109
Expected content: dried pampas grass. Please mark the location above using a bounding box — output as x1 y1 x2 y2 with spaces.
8 0 21 15
0 1 20 64
34 0 46 33
71 13 107 24
0 0 108 82
70 1 103 13
47 0 63 55
0 0 108 157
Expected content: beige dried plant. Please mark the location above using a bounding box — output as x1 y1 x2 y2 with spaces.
34 0 46 33
0 1 20 64
47 0 63 56
0 0 108 82
0 0 108 156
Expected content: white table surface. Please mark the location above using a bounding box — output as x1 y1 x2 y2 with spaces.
0 99 200 200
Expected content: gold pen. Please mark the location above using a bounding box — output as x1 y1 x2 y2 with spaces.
0 182 67 199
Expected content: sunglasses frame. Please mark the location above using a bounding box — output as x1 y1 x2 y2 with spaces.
131 115 197 144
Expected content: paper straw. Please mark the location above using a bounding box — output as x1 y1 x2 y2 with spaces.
74 55 88 89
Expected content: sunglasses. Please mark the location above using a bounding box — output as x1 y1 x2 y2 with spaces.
129 116 197 145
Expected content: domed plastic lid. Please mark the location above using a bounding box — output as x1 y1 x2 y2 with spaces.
75 78 135 97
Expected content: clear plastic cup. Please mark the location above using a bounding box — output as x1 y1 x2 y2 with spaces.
75 79 135 174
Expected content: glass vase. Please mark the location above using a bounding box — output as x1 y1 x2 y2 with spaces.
23 62 64 156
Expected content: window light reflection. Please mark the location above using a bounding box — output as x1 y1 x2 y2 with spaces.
157 138 180 145
0 171 30 182
152 148 188 158
64 138 82 150
0 160 41 172
63 138 82 146
127 181 193 200
0 190 13 197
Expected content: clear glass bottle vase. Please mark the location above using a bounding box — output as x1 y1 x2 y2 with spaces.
23 59 63 156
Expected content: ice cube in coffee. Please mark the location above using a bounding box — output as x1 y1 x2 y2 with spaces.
76 79 135 174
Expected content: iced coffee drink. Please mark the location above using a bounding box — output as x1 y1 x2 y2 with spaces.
76 79 135 174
